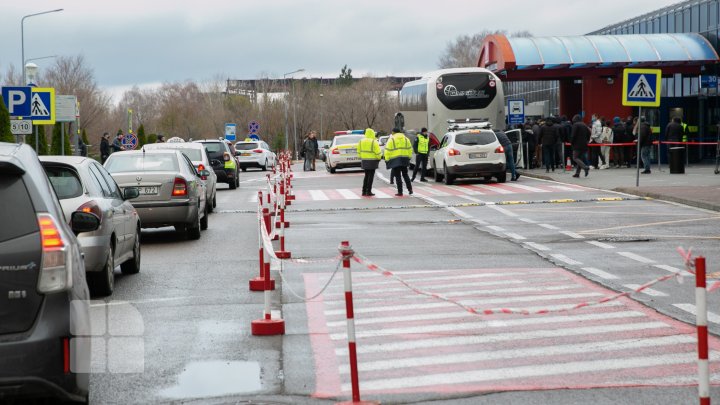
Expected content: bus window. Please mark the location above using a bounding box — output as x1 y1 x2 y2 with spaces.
436 73 497 110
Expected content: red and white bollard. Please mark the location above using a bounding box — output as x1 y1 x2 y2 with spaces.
335 241 377 405
695 256 710 405
250 194 275 292
250 253 284 335
274 189 291 259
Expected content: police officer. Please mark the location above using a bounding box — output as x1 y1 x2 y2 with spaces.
358 128 381 196
385 127 413 196
411 127 430 182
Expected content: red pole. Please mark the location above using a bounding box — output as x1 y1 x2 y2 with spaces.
340 241 361 403
696 256 710 405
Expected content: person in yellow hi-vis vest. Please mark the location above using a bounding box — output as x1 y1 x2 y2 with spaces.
358 128 381 196
411 127 430 182
385 127 413 196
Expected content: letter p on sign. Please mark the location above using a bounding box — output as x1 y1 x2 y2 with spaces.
1 86 32 117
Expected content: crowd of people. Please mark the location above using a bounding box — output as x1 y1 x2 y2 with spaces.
518 113 664 176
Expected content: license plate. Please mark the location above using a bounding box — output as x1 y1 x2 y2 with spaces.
469 152 488 159
241 152 251 156
139 186 158 195
346 157 360 161
342 149 356 154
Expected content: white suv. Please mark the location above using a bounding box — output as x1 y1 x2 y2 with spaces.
432 121 507 184
234 141 276 171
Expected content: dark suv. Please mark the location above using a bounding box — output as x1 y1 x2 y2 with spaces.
193 139 240 189
0 143 100 403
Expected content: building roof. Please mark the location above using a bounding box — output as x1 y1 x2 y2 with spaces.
478 33 719 79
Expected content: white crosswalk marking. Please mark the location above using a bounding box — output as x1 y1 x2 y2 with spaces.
471 184 514 194
582 267 619 279
586 240 615 249
551 254 582 265
673 303 720 323
309 190 329 200
617 251 655 264
337 189 360 199
524 242 551 251
372 189 393 198
306 266 720 396
624 284 668 297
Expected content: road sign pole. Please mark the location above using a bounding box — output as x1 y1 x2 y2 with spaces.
34 125 38 152
636 107 641 187
61 123 65 156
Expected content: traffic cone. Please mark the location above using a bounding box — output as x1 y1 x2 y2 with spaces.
565 157 572 171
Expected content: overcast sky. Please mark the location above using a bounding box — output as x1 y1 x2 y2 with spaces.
1 0 682 101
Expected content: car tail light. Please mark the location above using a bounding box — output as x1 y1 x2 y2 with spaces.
495 145 505 153
37 213 71 293
63 337 71 374
77 200 102 223
331 148 340 155
253 149 263 153
223 152 231 162
448 148 461 156
172 177 188 196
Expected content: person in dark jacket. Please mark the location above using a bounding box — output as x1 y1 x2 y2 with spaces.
553 117 565 168
112 133 125 153
637 117 653 174
100 132 111 163
611 117 627 168
495 130 520 181
624 116 635 167
665 117 684 142
538 117 557 172
78 137 88 157
570 114 590 178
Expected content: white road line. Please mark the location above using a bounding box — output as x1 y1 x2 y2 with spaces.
335 321 669 355
489 205 519 217
524 242 551 251
654 264 691 275
582 267 620 280
450 185 482 195
617 251 655 264
469 218 489 226
446 207 472 218
328 309 640 341
345 351 711 391
309 190 329 200
539 223 560 230
560 231 585 239
505 183 549 193
372 189 393 199
335 270 552 287
505 232 527 240
458 195 487 204
486 225 505 232
339 335 695 374
422 196 446 205
472 184 514 194
322 279 530 298
549 185 582 191
337 189 361 199
673 303 720 324
586 241 615 249
624 284 668 297
376 173 389 182
551 254 583 266
519 218 538 224
419 186 448 196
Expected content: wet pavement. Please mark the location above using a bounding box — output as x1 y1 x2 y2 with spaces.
520 163 720 212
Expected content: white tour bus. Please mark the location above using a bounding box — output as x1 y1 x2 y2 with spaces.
398 67 505 140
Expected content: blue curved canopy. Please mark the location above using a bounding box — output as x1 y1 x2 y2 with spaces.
508 34 719 70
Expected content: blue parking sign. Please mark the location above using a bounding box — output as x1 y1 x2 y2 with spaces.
1 86 31 117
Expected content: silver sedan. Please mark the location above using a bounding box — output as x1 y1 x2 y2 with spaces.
104 150 209 240
40 155 141 297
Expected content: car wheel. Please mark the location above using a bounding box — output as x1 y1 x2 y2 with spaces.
229 177 237 189
325 162 331 172
187 206 201 240
241 167 247 172
433 162 442 182
89 244 114 296
496 171 507 183
212 193 217 209
261 159 268 171
120 228 141 275
200 204 209 230
443 163 454 185
235 174 240 187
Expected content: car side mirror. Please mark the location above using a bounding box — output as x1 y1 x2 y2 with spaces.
71 211 100 234
199 170 211 177
123 187 140 200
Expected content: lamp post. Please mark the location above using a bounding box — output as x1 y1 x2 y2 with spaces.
320 93 324 140
21 9 63 85
24 63 39 147
283 68 304 153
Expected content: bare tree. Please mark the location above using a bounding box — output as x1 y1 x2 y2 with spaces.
438 30 533 68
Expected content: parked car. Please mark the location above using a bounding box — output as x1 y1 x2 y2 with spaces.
0 142 99 403
431 123 507 184
378 135 390 159
104 150 209 239
193 139 240 189
325 131 364 173
234 140 276 171
317 140 331 161
142 141 218 212
40 156 141 296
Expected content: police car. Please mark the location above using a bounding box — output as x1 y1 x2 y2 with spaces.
324 130 364 173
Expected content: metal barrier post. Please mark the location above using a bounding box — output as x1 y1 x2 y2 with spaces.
696 256 710 405
250 212 284 336
275 186 291 259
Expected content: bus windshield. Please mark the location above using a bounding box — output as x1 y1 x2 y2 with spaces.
436 72 497 110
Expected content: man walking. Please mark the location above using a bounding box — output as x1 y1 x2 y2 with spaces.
385 127 413 196
309 131 319 171
570 114 590 178
100 132 111 163
410 127 430 182
358 128 381 196
539 117 557 172
637 117 653 174
495 130 520 181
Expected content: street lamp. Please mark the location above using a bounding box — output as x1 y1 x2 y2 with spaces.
320 93 324 140
21 8 63 85
24 63 38 87
283 68 304 152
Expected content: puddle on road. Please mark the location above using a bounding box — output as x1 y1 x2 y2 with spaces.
160 360 262 399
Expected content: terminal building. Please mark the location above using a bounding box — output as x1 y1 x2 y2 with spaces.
479 0 720 162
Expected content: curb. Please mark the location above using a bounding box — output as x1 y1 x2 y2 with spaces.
613 187 720 213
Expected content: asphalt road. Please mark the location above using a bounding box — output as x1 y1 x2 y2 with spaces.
90 161 720 404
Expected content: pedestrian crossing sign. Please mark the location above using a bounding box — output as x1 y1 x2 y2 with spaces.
30 87 56 125
622 68 661 107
